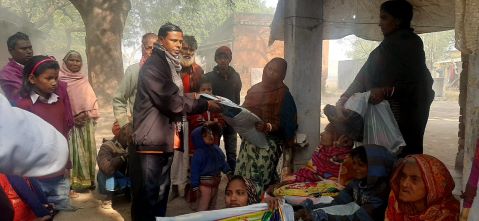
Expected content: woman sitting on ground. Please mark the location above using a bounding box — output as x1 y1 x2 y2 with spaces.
385 154 459 221
224 175 259 208
298 145 395 221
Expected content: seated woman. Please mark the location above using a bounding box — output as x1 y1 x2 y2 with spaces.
284 123 354 185
299 145 395 221
385 154 459 221
224 175 259 208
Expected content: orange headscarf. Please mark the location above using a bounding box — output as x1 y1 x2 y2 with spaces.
385 154 459 221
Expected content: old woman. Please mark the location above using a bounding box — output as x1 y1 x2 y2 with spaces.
59 50 99 192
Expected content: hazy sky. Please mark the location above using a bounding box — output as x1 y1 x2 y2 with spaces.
265 0 278 8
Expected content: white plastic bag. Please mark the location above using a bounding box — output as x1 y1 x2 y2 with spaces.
344 91 405 154
200 94 269 148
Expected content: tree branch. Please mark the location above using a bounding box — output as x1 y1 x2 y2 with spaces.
34 0 69 27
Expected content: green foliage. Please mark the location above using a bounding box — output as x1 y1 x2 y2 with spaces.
124 0 273 47
1 0 273 61
345 30 456 67
0 0 85 57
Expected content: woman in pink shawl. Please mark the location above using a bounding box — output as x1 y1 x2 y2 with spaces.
59 50 99 192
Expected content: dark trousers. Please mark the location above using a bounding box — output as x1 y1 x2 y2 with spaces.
223 124 237 171
397 100 432 158
130 149 173 221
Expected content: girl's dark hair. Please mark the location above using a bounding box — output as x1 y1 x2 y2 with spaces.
380 0 413 29
21 55 59 97
201 126 212 136
158 22 182 38
350 146 368 164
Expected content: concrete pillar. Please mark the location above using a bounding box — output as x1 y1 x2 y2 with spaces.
283 0 323 167
461 54 479 219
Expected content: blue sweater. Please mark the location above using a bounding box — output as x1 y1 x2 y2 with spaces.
190 127 231 188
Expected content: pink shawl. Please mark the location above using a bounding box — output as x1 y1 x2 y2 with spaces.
58 63 99 119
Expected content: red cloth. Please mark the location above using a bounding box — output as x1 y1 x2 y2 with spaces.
0 174 37 221
180 63 204 93
287 145 351 183
385 154 460 221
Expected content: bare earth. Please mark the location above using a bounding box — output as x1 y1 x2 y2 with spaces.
55 97 460 221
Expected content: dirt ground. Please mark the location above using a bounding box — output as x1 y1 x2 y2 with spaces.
55 96 461 221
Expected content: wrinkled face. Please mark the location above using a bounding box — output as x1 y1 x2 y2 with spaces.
351 156 368 180
142 37 157 58
225 179 249 208
159 31 183 56
398 161 427 204
65 54 82 73
202 129 214 145
29 68 59 97
379 10 400 36
180 42 196 67
199 83 213 95
10 40 33 65
215 54 231 72
262 60 285 85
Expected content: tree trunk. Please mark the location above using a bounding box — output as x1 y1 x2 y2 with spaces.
70 0 131 105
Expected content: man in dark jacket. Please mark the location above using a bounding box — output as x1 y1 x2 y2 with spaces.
131 23 220 221
204 46 242 171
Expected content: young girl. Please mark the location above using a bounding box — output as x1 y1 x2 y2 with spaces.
16 55 74 211
190 126 231 211
224 175 259 208
59 50 99 192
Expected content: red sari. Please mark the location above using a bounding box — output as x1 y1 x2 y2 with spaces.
385 154 459 221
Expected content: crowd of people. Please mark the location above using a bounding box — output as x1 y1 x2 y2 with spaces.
0 0 472 221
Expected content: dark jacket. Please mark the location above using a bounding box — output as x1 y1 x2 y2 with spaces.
204 66 242 104
190 127 230 188
133 48 208 152
97 139 127 177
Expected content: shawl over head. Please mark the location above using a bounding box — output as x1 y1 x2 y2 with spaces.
59 51 99 119
226 175 259 205
385 154 460 221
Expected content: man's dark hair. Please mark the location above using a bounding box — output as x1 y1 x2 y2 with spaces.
158 23 182 38
183 35 198 50
380 0 414 29
350 146 368 164
199 78 212 87
142 32 157 41
7 32 30 50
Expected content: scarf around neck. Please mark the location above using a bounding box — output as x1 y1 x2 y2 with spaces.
158 45 183 95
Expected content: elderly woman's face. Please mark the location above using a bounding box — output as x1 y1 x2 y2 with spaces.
225 179 249 208
399 161 427 204
65 54 82 73
379 10 400 36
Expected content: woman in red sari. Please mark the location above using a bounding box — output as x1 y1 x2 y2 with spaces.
385 154 459 221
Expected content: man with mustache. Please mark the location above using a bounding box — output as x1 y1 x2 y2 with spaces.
0 32 34 105
169 35 204 201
